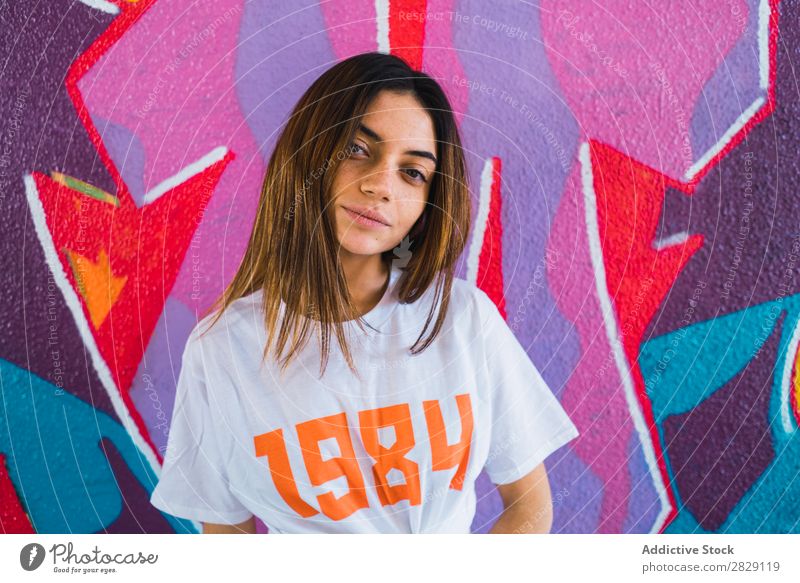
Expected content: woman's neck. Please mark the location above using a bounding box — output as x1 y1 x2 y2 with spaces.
339 253 391 317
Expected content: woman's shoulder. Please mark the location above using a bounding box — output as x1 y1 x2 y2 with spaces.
447 276 507 336
190 289 266 349
450 275 493 310
432 274 496 330
402 271 492 317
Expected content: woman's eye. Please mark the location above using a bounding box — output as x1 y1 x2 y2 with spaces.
404 168 427 183
348 142 366 156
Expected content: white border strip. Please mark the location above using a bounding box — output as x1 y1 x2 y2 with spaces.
653 231 690 250
683 0 773 182
779 318 800 434
758 0 771 90
375 0 390 53
78 0 120 15
684 97 765 181
466 158 495 284
143 146 228 205
579 143 672 533
23 175 163 482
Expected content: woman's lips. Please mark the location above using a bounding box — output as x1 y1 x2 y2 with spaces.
342 206 390 229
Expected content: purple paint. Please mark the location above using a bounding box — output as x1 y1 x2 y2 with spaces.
0 1 117 417
662 313 780 530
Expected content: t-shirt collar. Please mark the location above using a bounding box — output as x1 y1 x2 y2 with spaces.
354 263 402 335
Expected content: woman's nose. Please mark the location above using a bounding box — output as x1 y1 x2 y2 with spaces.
361 163 393 199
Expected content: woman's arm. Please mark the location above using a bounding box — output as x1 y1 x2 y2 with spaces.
489 462 553 534
202 515 257 534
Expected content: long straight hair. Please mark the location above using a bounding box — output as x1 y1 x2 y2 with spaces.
201 52 472 380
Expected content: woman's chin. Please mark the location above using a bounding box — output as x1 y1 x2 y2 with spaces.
337 238 392 259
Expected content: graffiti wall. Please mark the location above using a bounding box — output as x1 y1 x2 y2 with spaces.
1 0 796 533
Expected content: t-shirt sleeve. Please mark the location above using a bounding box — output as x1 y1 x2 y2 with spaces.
149 328 254 526
475 288 579 485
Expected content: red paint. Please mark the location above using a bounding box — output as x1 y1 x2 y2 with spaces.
0 453 34 533
583 2 779 533
390 0 428 70
477 157 507 318
28 0 231 465
589 140 703 532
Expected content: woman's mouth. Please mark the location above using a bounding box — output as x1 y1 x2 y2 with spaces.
342 206 390 229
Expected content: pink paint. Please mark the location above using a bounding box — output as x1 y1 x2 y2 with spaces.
422 0 469 125
546 158 632 532
77 0 264 308
320 0 379 60
540 0 747 180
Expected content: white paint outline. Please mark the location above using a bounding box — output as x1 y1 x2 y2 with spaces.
143 146 227 205
466 158 495 284
580 142 673 533
684 97 765 181
78 0 120 15
375 0 390 53
684 0 773 181
779 317 800 434
653 231 690 250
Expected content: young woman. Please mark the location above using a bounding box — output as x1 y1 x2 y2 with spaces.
150 52 578 534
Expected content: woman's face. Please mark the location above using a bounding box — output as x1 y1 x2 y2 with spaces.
329 90 436 259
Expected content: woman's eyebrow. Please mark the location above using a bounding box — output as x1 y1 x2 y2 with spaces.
358 123 438 165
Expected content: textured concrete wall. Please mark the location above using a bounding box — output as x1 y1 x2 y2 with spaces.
1 0 796 533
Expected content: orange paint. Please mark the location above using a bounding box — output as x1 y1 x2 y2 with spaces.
792 346 800 426
65 247 127 329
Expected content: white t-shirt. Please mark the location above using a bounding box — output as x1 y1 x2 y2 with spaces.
150 265 579 533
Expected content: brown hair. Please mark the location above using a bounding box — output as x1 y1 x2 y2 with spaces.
200 51 471 380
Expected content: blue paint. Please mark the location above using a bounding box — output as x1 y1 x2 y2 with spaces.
641 295 800 533
0 358 196 533
640 298 781 423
